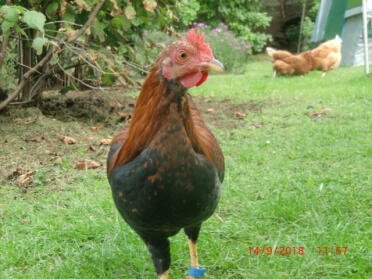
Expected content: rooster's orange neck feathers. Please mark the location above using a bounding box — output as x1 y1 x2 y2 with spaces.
108 64 208 173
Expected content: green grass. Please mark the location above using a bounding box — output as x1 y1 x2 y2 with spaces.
1 62 371 278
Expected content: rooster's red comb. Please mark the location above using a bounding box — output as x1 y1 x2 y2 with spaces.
185 28 213 59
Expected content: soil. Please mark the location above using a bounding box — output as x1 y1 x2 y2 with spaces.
39 89 264 129
0 89 265 190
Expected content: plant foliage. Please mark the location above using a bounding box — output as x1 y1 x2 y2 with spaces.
0 0 183 107
183 0 272 52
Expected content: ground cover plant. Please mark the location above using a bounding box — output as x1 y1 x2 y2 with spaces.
0 61 371 278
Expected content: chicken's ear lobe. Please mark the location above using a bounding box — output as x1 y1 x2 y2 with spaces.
162 58 173 80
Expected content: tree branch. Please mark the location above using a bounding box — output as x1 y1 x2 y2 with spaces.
297 0 307 53
0 0 106 111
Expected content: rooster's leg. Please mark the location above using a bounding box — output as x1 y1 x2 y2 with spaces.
272 70 277 78
142 236 170 279
322 71 327 78
188 238 199 268
158 271 169 279
185 225 204 279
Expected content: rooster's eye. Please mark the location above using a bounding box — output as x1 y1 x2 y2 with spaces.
179 52 187 59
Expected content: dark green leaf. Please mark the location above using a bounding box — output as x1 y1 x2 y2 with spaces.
45 23 57 37
118 46 128 54
46 2 59 18
91 21 105 42
15 25 28 37
1 20 15 35
111 15 131 30
101 73 115 86
63 5 76 23
29 0 44 5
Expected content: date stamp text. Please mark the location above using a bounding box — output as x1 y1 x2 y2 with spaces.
246 246 349 256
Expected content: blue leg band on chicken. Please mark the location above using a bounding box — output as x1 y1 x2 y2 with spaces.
188 266 206 277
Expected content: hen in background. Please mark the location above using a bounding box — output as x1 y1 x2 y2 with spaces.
266 47 313 77
266 35 342 77
310 35 342 77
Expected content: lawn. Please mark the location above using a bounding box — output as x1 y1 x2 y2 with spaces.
1 61 371 278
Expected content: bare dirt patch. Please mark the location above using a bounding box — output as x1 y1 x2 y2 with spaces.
40 89 136 125
0 89 265 190
39 89 264 129
192 97 264 129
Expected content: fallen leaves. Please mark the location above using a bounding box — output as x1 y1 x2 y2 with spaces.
108 0 122 16
14 116 38 125
25 135 45 142
75 0 91 11
100 138 112 145
109 99 123 108
75 160 102 169
117 111 131 121
206 108 247 119
8 167 35 189
58 135 77 144
143 0 157 12
234 111 246 119
90 125 103 131
8 167 26 180
308 108 332 118
86 145 96 152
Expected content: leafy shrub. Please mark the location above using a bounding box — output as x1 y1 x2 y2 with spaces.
0 0 186 103
142 30 176 66
195 0 272 52
177 0 200 26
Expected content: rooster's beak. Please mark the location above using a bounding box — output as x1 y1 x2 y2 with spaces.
201 59 225 73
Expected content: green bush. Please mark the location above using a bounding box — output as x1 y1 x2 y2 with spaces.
195 0 272 52
142 30 176 66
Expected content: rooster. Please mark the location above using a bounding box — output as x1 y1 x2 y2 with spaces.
310 35 342 77
107 29 225 279
266 47 313 77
